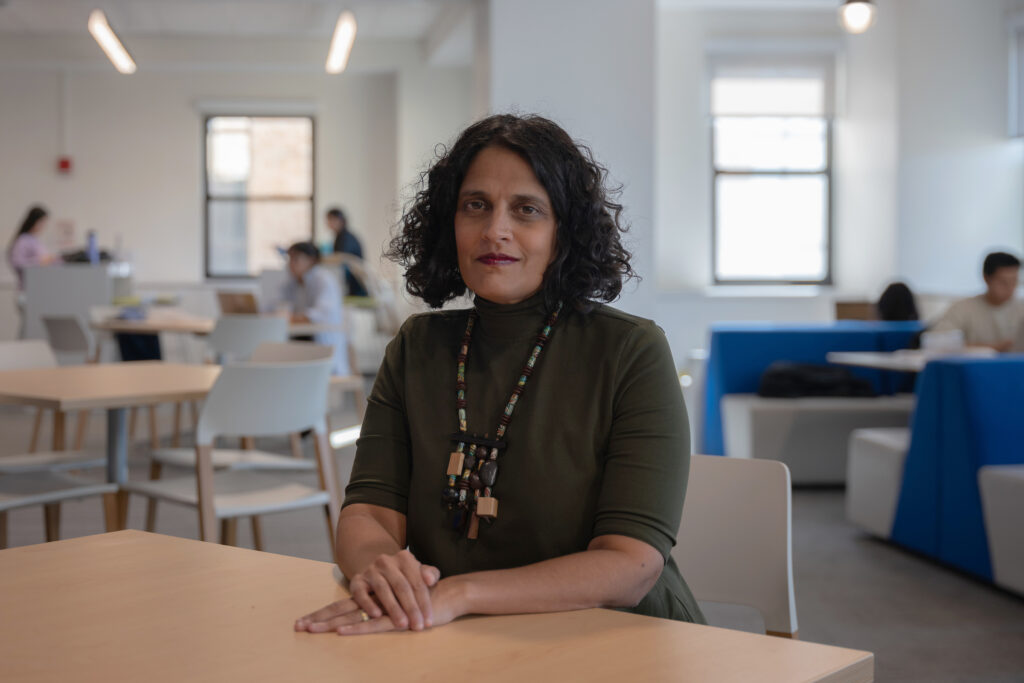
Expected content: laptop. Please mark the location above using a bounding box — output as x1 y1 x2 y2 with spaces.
217 291 259 315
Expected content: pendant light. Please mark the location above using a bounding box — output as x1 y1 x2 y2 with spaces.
839 0 877 35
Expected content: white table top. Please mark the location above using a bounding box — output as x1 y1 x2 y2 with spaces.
827 348 998 373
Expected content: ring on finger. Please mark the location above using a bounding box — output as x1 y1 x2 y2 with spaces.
359 610 370 623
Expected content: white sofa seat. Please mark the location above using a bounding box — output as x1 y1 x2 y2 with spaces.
722 394 915 484
978 465 1024 596
846 427 911 537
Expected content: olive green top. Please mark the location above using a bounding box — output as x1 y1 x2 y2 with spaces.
343 292 705 624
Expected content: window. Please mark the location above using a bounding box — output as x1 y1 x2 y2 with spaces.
204 116 314 278
710 58 833 284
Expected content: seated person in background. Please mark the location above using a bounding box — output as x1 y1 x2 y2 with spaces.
931 251 1024 351
275 241 350 376
326 207 369 297
7 205 58 289
876 282 919 321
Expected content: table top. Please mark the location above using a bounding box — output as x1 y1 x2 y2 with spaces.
0 361 219 410
0 531 873 683
92 315 338 338
827 348 998 373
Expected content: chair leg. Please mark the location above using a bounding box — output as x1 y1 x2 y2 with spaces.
289 433 303 459
0 511 7 549
250 517 264 551
128 407 139 444
240 436 255 450
73 409 90 450
313 429 341 556
172 402 182 448
189 401 199 431
148 405 160 449
29 408 44 453
220 518 238 546
144 461 163 532
102 493 120 532
43 504 61 542
195 444 218 542
354 385 367 421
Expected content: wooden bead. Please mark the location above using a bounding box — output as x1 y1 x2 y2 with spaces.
476 496 498 519
447 451 465 476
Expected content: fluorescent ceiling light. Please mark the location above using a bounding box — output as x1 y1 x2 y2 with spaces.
325 10 357 74
329 424 361 449
838 0 876 35
88 9 136 74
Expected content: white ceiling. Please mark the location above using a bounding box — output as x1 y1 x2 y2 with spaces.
0 0 459 38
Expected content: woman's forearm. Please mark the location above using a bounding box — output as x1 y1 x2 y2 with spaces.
447 540 662 617
334 510 403 579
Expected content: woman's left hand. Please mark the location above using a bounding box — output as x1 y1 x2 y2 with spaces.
295 577 467 636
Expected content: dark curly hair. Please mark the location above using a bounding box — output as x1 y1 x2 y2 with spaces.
386 114 635 311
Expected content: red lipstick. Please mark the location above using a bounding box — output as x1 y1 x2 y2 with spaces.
477 253 520 266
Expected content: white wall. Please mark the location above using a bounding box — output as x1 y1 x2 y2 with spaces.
896 0 1024 294
489 0 657 318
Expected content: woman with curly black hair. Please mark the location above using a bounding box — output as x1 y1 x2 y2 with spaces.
296 114 704 635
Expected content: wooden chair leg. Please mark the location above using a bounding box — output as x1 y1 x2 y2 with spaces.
145 461 163 532
148 405 160 449
0 511 7 550
172 402 183 448
313 429 341 557
354 385 367 421
102 493 120 532
195 444 218 542
250 517 264 551
189 401 199 431
289 433 303 459
73 409 90 450
240 436 255 450
220 518 238 546
43 504 61 542
29 408 44 453
116 492 129 530
128 407 139 444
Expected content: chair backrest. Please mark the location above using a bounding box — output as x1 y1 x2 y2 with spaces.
22 264 112 341
41 315 94 355
196 358 333 444
673 455 798 637
250 342 334 364
0 339 58 371
206 315 288 362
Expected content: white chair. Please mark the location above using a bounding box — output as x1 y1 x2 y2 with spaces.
978 465 1024 596
206 315 289 363
846 427 911 538
125 358 341 551
673 454 798 638
0 340 107 546
0 472 117 549
41 315 103 448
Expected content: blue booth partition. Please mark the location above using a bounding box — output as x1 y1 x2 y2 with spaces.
702 322 922 455
891 357 1024 581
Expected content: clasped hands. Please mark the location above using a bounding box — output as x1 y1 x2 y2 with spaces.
294 549 464 636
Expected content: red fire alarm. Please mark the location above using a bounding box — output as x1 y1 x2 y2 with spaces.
57 156 73 174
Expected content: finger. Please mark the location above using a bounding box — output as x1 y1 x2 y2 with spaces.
381 563 427 631
349 577 383 619
337 615 401 636
398 563 434 628
308 606 375 633
294 599 356 631
365 572 410 630
420 564 441 587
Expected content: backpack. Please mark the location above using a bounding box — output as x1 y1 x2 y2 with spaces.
757 361 877 398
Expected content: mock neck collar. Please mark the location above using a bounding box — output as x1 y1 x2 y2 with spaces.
473 291 552 340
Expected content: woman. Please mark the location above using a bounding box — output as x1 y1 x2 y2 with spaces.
296 114 704 635
8 205 57 289
274 241 349 376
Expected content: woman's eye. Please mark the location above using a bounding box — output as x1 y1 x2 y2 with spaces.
520 205 538 216
464 200 485 211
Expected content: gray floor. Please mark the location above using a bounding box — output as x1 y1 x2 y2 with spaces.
2 405 1023 682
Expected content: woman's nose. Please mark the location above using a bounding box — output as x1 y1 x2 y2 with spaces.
481 209 513 242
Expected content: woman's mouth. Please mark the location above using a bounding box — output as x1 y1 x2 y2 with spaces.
477 253 520 266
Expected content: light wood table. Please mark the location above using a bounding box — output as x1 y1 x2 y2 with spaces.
0 363 220 529
0 531 873 683
92 314 340 338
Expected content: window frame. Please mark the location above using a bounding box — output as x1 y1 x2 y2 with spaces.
201 113 317 280
707 55 835 286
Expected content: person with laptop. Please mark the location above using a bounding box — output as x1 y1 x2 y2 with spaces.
931 251 1024 352
326 207 369 297
272 241 349 375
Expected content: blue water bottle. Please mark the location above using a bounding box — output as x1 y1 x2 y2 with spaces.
86 230 99 264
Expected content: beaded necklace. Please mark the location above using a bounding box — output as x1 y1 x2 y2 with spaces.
442 301 563 539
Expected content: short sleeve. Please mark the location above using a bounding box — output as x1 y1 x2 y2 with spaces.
342 323 412 514
591 324 691 560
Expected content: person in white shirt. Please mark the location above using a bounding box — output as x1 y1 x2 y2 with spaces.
931 251 1024 351
276 241 350 376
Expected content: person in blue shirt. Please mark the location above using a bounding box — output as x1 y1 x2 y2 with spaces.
276 241 350 376
326 207 368 297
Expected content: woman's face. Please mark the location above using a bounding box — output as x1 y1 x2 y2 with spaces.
454 146 557 305
32 217 48 234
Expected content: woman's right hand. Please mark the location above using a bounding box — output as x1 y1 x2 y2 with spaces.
347 549 441 631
